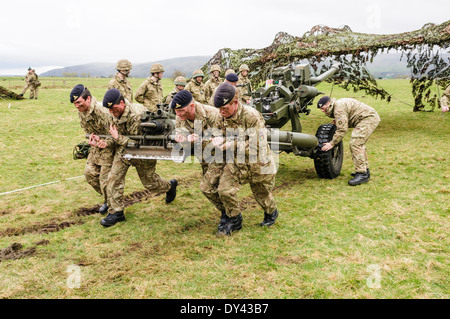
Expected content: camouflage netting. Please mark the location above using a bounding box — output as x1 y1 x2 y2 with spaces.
202 20 450 112
0 86 24 100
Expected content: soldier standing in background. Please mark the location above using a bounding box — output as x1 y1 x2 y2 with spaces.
98 89 177 227
108 59 133 102
134 63 165 112
171 90 219 175
440 84 450 113
164 76 187 106
70 84 114 214
185 69 207 104
20 67 37 99
31 69 40 100
237 64 252 104
204 64 222 105
318 96 380 186
200 83 279 236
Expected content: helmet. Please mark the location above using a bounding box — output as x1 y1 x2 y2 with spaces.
239 64 249 72
150 63 164 73
174 76 187 86
116 59 132 71
210 64 221 73
192 69 204 78
225 69 235 76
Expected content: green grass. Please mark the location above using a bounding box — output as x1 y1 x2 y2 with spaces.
0 77 448 299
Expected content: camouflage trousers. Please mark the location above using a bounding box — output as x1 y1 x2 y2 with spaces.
350 115 380 172
84 162 112 203
200 163 277 218
21 83 38 98
106 157 171 213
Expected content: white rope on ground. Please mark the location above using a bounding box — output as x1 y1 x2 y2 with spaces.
0 176 84 196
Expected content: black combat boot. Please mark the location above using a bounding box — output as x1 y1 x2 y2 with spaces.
260 209 279 227
217 213 243 236
348 172 370 186
165 179 178 203
218 211 228 231
99 202 108 215
351 168 370 178
100 211 126 227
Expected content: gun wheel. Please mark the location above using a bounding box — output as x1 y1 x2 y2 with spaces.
313 123 343 179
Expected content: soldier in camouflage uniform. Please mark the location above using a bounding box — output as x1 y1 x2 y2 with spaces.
184 69 207 104
209 73 239 105
99 89 177 227
164 76 187 106
318 96 380 186
31 69 40 99
70 84 114 214
200 83 279 236
20 67 38 99
134 63 165 112
237 64 252 104
204 64 222 105
171 90 219 175
108 59 133 102
440 84 450 113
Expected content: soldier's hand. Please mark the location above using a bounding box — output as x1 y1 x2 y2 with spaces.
442 105 449 113
88 133 99 147
110 124 119 140
175 133 187 143
97 139 107 149
211 136 225 148
187 134 200 143
321 142 333 152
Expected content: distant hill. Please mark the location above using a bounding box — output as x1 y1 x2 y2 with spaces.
41 56 211 78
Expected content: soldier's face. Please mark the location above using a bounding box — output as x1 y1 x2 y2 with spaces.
109 100 125 118
73 96 91 113
175 103 195 121
320 102 330 113
176 85 185 91
212 71 220 78
241 70 248 77
219 100 238 118
196 76 203 83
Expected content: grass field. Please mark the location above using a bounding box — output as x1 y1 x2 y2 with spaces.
0 76 448 299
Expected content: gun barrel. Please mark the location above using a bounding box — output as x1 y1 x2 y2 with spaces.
310 63 341 84
268 129 318 149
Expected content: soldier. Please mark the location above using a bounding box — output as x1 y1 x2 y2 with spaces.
440 84 450 113
70 84 114 214
204 64 222 104
108 59 133 102
209 73 239 105
200 83 279 236
164 76 187 106
20 67 37 99
99 88 177 227
134 63 165 112
237 64 252 104
317 96 381 186
31 69 40 100
185 69 207 104
171 90 219 175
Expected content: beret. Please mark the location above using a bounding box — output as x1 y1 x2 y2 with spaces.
171 90 193 109
317 96 331 108
70 84 85 103
225 73 239 83
214 82 236 108
103 88 122 108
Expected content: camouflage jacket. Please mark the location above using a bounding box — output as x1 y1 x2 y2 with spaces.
237 75 252 103
214 102 276 176
110 101 147 156
185 79 207 104
134 77 163 112
108 74 133 102
326 98 380 147
440 85 450 108
204 76 222 105
25 73 37 84
78 96 114 165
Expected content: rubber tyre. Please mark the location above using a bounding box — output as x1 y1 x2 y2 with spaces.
313 123 344 179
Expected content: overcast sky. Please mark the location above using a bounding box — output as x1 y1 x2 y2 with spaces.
1 0 448 75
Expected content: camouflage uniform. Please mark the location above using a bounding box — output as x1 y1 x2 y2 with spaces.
134 77 163 112
200 102 278 218
237 74 252 104
21 71 37 98
326 98 380 173
175 102 220 174
185 70 207 104
108 74 133 102
440 85 450 109
106 101 171 213
78 96 115 202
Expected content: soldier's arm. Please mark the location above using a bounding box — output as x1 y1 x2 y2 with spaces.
329 105 348 147
134 82 147 104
